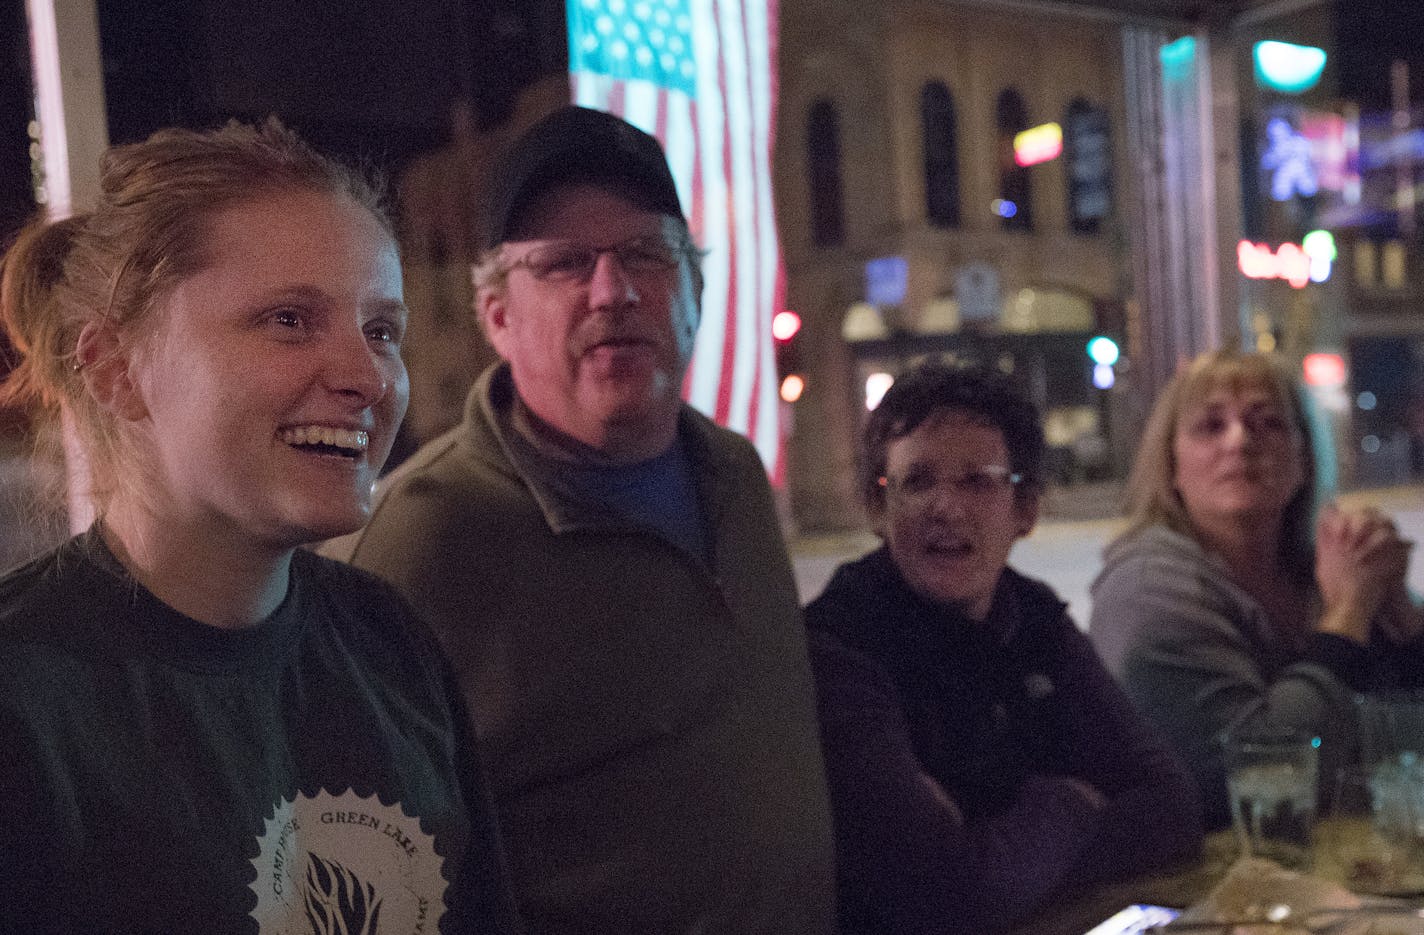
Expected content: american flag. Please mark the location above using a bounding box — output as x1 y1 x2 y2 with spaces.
567 0 786 479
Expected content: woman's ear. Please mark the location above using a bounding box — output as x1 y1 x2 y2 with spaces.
75 322 147 421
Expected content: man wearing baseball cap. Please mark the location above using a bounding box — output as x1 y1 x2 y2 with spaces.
325 106 835 933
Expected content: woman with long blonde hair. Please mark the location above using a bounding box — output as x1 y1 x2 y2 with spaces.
1090 348 1422 829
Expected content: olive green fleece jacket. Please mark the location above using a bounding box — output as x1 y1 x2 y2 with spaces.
323 363 836 935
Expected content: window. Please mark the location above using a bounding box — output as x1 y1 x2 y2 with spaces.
996 89 1032 231
807 98 846 247
1064 99 1113 234
921 82 960 228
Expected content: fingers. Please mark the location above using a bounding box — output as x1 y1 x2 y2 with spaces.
1319 504 1371 552
1318 503 1407 556
1316 503 1414 632
1317 502 1419 644
1345 524 1409 585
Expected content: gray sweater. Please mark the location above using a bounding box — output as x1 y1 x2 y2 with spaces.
1088 524 1371 828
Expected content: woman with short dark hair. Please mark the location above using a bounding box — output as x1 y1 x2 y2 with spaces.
808 361 1202 934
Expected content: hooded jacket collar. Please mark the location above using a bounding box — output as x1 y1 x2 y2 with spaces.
467 362 740 540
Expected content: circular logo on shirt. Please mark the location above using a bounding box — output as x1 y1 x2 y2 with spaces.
249 789 446 934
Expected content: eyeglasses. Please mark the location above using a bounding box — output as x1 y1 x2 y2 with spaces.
879 464 1023 503
504 236 683 283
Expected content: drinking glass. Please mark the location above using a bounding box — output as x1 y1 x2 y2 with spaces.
1223 730 1319 871
1319 763 1424 896
1357 691 1424 767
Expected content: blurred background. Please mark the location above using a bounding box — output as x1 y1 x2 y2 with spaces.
3 0 1423 571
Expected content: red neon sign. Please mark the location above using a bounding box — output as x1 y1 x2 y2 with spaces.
1302 352 1346 388
1238 239 1311 288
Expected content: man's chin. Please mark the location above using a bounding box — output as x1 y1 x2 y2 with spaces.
585 368 677 408
588 387 683 438
599 391 680 426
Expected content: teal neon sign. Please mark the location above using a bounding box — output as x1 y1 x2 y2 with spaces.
1254 41 1327 93
1160 37 1196 83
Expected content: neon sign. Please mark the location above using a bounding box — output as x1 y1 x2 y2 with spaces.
1160 37 1196 82
1237 230 1337 288
1087 336 1120 366
1013 123 1063 167
1254 41 1327 94
864 256 908 306
1303 352 1346 389
1301 230 1338 280
1261 117 1318 201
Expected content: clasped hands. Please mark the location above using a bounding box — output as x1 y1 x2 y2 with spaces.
1315 503 1421 645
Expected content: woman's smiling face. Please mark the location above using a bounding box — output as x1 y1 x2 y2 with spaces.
127 189 409 548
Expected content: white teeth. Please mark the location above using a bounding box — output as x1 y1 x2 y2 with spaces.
279 425 369 452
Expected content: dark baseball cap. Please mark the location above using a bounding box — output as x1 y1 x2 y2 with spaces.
482 106 685 247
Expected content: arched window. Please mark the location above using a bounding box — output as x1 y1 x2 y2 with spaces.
921 81 960 228
996 88 1032 231
807 98 845 247
1064 98 1113 235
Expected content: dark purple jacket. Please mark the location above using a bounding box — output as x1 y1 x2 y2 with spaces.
805 547 1203 934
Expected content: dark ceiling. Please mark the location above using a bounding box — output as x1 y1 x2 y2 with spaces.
1036 0 1260 24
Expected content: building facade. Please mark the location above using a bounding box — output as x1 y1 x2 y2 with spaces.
777 0 1141 530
